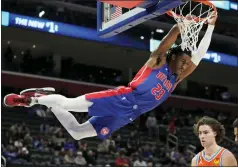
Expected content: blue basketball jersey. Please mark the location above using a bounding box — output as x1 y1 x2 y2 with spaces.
129 63 177 113
87 63 177 139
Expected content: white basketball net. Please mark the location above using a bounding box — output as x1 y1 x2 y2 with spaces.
170 1 214 52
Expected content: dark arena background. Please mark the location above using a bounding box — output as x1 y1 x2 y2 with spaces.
1 0 238 167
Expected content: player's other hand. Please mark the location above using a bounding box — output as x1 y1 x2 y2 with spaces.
207 11 218 25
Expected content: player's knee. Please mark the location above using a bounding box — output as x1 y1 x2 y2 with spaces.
60 102 69 110
68 130 82 140
45 94 67 107
60 95 92 111
55 95 71 109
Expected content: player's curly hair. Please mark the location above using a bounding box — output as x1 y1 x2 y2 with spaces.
166 45 192 62
193 116 225 143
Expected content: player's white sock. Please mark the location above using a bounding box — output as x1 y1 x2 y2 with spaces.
36 94 92 112
50 105 97 140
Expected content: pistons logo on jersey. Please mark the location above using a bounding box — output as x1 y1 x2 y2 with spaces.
213 158 220 165
100 127 109 135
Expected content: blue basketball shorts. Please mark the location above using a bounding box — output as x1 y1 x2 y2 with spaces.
85 86 140 140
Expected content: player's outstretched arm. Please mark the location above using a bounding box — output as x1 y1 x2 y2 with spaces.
222 150 237 166
150 24 180 59
190 11 217 66
176 11 218 83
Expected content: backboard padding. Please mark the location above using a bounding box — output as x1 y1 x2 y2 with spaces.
97 0 185 38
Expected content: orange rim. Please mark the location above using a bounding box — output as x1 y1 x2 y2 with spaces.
166 0 217 22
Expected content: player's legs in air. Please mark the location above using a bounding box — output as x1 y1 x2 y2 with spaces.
3 87 135 140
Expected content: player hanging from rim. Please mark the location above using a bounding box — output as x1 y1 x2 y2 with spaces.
4 12 217 141
191 116 237 167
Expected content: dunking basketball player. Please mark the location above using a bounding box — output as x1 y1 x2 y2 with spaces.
192 116 237 167
4 12 217 141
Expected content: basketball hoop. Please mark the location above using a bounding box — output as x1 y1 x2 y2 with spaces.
166 0 217 52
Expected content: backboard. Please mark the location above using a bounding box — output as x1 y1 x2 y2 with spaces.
97 0 185 38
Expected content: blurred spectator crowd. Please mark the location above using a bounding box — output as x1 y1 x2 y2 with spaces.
2 86 238 167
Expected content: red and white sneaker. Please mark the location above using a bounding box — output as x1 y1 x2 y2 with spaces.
20 87 55 97
4 87 55 108
3 94 32 107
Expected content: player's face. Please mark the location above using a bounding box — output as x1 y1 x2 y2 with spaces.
172 53 191 75
198 125 217 148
